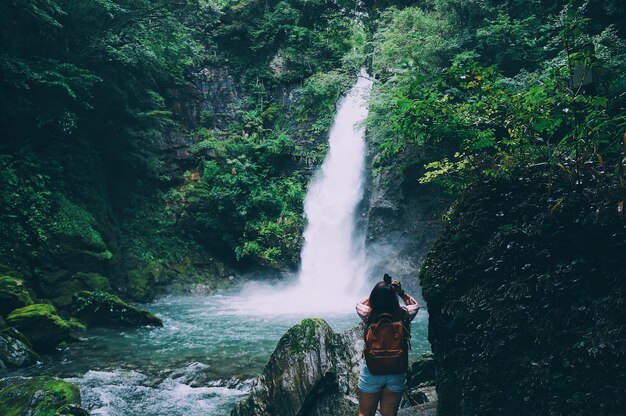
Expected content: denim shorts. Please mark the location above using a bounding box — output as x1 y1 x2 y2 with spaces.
358 361 407 394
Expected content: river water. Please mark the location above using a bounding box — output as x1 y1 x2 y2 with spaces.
19 293 430 415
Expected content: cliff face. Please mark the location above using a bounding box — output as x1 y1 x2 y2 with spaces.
419 168 626 416
365 163 446 298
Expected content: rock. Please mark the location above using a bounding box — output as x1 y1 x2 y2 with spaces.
397 400 437 416
0 376 87 416
364 164 446 300
55 403 90 415
0 276 33 317
6 304 71 352
67 318 87 332
408 352 435 387
420 170 626 415
402 353 437 408
71 290 163 327
231 319 363 416
39 195 113 275
0 332 40 369
50 272 112 308
126 264 161 302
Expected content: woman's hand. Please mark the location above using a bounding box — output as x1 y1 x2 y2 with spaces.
391 280 405 296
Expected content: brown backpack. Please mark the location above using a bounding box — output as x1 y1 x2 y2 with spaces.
363 313 410 375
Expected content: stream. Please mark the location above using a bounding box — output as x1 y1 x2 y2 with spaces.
15 293 430 415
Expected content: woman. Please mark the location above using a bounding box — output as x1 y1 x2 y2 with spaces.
356 275 420 416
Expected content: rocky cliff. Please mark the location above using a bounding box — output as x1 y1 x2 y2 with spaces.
420 167 626 416
365 162 447 299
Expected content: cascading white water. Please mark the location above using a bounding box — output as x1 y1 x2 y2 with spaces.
296 70 373 300
236 70 373 315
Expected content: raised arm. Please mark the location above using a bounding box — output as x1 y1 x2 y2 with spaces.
356 297 371 323
399 293 420 322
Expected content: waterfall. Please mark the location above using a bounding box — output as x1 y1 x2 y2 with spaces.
237 70 373 315
296 70 373 301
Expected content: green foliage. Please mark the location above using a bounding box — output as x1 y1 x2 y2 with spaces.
368 1 626 194
296 70 353 133
0 155 54 264
49 195 108 251
371 7 456 79
218 0 357 83
182 124 306 267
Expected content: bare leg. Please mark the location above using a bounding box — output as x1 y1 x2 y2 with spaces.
359 390 382 416
379 388 403 416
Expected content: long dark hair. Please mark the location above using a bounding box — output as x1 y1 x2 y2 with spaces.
367 280 403 324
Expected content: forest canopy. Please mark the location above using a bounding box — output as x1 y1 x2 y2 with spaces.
1 0 625 273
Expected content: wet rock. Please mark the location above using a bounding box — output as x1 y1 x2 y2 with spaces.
0 276 33 317
403 352 436 407
6 304 71 352
408 352 435 387
231 319 364 416
0 376 86 415
0 332 40 369
71 290 163 327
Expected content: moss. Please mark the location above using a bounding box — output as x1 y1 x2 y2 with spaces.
286 318 328 353
0 376 82 416
8 304 65 326
0 276 33 317
48 195 107 251
67 318 86 331
6 304 70 352
126 269 150 301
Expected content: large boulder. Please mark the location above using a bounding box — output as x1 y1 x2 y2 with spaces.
70 290 163 327
0 330 40 369
420 170 626 416
6 304 71 352
231 319 363 416
0 376 88 416
0 276 33 317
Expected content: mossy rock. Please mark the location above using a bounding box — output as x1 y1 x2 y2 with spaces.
126 266 157 302
71 290 163 327
0 276 33 317
44 195 113 268
67 318 86 332
50 272 112 308
6 304 71 352
232 318 359 416
0 376 85 416
0 332 40 369
48 196 108 253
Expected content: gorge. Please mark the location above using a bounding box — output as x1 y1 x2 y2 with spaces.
1 0 625 415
